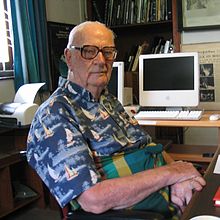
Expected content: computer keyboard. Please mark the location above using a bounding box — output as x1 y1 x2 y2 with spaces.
134 110 203 121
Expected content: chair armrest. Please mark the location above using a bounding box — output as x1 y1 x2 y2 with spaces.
65 209 165 220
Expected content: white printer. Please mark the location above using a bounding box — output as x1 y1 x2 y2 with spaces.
0 83 45 126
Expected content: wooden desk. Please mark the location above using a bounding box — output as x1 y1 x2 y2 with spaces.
138 111 220 163
181 145 220 219
137 111 220 218
138 111 220 129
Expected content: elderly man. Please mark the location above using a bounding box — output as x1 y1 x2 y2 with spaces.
26 21 205 219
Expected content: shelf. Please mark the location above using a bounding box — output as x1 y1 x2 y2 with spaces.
0 150 24 168
166 144 217 163
111 20 172 30
0 150 45 217
0 196 40 219
14 196 40 210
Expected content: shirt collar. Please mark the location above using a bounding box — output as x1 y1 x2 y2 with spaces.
58 76 107 102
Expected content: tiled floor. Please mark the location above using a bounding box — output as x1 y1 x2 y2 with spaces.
4 206 60 220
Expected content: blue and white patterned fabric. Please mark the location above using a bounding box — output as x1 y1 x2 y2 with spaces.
26 76 152 208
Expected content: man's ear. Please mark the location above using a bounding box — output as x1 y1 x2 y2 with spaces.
64 48 72 67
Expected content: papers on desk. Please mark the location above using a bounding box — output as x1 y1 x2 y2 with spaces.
214 155 220 174
190 216 220 220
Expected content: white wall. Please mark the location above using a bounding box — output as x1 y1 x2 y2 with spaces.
0 79 15 102
182 30 220 44
182 30 220 146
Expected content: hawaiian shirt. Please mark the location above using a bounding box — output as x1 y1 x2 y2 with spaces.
26 77 152 208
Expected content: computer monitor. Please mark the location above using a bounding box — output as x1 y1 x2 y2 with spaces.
139 52 199 108
108 61 124 105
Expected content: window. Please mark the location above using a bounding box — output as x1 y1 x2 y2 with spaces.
0 0 13 78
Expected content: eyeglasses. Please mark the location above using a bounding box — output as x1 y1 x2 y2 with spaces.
70 45 117 61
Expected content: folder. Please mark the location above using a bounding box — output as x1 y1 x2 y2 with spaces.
213 186 220 207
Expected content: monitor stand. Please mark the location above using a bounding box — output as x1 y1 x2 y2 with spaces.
165 107 183 111
138 106 186 111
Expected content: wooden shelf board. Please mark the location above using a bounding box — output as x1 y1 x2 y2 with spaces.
0 196 40 218
168 153 212 163
0 151 23 169
167 144 217 163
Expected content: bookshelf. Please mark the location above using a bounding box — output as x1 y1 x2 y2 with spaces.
0 128 45 218
86 0 180 62
86 0 182 143
86 0 180 102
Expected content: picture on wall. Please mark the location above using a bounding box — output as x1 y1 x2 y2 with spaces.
179 0 220 30
181 42 220 110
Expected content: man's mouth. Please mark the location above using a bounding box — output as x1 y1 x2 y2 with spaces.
92 71 107 74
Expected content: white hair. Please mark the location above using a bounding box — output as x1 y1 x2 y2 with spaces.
66 21 116 48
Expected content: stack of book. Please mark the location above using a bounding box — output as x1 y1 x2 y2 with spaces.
124 37 173 72
91 0 172 26
128 41 150 72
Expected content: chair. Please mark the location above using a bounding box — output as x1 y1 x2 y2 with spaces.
61 204 165 220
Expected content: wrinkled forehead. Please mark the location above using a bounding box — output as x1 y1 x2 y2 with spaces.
67 22 115 47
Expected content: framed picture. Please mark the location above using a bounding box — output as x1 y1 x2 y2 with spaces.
181 42 220 110
178 0 220 31
47 22 75 91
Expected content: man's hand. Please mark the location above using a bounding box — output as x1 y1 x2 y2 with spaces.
166 161 204 183
171 176 206 212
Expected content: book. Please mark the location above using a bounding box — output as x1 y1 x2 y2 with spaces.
136 0 142 23
125 45 138 71
107 0 114 26
131 41 149 71
149 0 157 22
151 36 164 54
213 186 220 207
166 0 172 20
92 0 104 22
104 0 109 24
131 45 142 72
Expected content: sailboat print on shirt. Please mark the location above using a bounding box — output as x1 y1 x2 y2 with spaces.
81 108 96 120
47 164 60 182
43 124 54 138
112 134 127 146
91 129 102 141
65 128 75 147
65 164 79 181
99 108 109 119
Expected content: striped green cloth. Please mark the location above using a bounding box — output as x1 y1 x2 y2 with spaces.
71 143 180 219
95 143 179 219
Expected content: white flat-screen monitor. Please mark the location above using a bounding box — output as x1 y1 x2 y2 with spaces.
139 52 199 108
108 61 124 105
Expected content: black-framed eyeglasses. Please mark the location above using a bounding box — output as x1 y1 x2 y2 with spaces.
70 45 117 61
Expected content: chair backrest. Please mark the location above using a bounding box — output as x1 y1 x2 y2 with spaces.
14 83 45 103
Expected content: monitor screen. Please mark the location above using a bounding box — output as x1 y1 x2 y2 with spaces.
139 52 199 107
108 61 124 105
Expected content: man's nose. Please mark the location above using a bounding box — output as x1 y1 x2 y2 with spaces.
96 51 106 62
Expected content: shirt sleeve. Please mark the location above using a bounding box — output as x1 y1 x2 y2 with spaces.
26 100 100 208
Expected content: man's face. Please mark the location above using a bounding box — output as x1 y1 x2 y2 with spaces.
66 25 115 96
